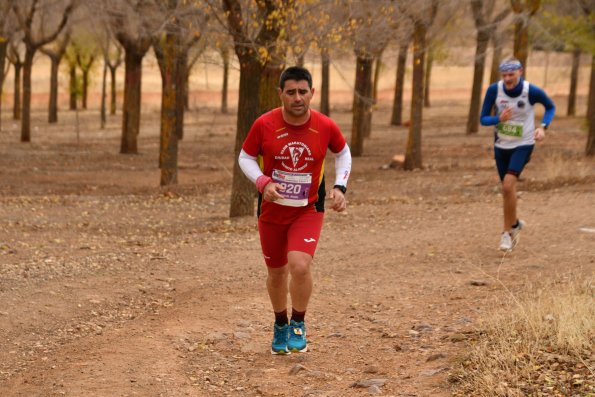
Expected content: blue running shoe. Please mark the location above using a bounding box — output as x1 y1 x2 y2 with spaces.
271 323 290 355
287 320 307 352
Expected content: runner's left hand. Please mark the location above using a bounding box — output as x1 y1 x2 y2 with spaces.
330 188 347 212
534 127 545 142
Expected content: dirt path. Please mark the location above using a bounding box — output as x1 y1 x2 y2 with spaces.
1 106 593 396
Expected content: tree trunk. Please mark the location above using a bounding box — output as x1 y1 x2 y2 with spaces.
48 56 60 123
586 54 595 156
351 55 373 156
513 17 529 77
320 49 330 116
109 65 117 115
230 60 262 217
82 70 89 109
120 49 144 154
466 29 490 134
155 33 181 186
101 59 108 129
373 52 382 104
175 51 186 140
0 41 6 132
567 48 580 117
221 48 229 114
404 21 426 170
21 49 35 142
13 62 22 120
259 63 282 113
423 47 433 108
69 63 77 110
490 32 503 84
391 42 408 126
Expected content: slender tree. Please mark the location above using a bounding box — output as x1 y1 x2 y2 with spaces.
398 0 439 170
391 38 411 126
152 0 206 185
40 31 70 123
466 0 510 134
104 0 154 154
12 0 75 142
6 41 24 120
349 1 394 156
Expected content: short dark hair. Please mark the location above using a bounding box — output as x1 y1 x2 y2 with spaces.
279 66 312 90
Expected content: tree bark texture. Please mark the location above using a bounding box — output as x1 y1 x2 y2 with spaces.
221 48 229 114
259 63 283 113
48 56 60 123
320 49 330 116
101 59 107 129
175 51 187 141
567 49 580 117
13 62 22 120
120 46 147 154
467 29 491 134
391 43 408 126
108 65 117 115
490 32 504 84
155 33 182 186
230 61 263 217
423 47 433 108
404 21 426 170
351 55 373 156
21 49 34 142
68 62 77 110
0 41 6 132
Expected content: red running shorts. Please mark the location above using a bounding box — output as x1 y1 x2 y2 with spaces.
257 209 324 268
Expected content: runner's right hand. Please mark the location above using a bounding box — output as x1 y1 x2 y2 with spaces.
263 183 285 202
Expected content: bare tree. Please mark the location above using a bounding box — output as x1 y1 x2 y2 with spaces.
390 34 412 126
152 0 207 186
510 0 541 77
99 34 123 126
218 0 291 217
0 1 17 132
398 0 439 170
103 0 154 154
466 0 510 134
12 0 75 142
7 41 24 120
40 31 70 123
349 1 393 156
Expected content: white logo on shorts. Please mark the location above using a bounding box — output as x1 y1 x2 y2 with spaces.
304 238 316 243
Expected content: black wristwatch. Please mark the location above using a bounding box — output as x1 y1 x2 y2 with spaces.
333 185 347 194
540 123 548 130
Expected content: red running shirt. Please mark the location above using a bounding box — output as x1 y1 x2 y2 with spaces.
242 108 346 224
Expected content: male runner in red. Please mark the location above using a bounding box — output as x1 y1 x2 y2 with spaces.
238 66 352 354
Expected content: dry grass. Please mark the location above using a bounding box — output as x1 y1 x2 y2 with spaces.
451 278 595 397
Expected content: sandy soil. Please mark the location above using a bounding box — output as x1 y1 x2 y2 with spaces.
0 97 593 397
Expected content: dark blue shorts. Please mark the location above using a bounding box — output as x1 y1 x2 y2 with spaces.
494 145 534 181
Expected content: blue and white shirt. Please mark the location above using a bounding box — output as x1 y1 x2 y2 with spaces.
480 79 556 149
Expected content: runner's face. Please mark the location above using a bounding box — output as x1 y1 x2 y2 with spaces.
279 79 314 122
501 69 522 90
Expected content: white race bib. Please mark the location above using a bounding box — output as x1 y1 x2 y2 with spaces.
271 169 311 207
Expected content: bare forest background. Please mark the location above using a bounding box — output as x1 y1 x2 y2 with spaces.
0 0 594 218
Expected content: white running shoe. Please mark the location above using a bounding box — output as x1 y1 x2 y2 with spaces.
499 232 513 251
511 219 526 241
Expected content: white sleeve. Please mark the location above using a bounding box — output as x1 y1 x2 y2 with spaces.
334 145 351 187
238 149 264 184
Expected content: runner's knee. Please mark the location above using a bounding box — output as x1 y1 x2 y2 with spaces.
288 252 312 278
